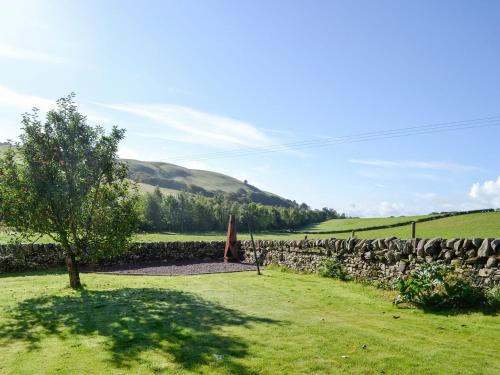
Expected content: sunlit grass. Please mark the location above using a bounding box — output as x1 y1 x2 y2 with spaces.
0 270 499 374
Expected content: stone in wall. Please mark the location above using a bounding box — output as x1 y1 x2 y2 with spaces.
240 237 500 287
2 237 499 287
0 241 228 273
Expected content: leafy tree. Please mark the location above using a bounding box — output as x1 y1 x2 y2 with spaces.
137 188 343 233
0 94 138 288
143 187 165 231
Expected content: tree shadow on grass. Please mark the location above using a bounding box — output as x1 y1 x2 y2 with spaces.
0 268 67 278
395 302 499 316
0 288 280 373
419 304 499 316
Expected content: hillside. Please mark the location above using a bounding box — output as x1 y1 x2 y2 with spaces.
0 144 294 207
124 158 294 207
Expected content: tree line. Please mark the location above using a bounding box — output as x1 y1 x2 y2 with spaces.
139 187 344 232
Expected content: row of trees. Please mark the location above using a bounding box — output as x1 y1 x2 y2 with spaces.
140 187 343 232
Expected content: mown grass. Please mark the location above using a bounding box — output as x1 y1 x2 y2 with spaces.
0 270 498 374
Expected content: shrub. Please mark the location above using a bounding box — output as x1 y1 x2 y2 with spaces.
394 264 484 308
485 286 500 309
318 256 350 280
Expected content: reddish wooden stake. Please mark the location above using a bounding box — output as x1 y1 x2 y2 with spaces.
224 214 239 262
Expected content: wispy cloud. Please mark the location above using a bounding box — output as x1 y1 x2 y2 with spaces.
413 192 439 200
0 85 55 111
0 86 112 123
345 201 414 218
0 43 65 64
349 159 479 172
98 102 273 149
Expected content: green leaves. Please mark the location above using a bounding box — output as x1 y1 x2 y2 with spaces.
318 256 350 280
0 94 139 261
394 264 485 308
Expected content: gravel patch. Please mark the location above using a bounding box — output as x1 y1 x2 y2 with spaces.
83 260 258 276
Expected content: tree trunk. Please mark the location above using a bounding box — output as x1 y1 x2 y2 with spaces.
65 254 82 289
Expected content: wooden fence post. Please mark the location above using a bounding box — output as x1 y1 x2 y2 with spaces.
249 230 261 275
411 222 416 238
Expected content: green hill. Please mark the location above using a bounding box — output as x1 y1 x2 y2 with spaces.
0 143 294 207
124 159 294 207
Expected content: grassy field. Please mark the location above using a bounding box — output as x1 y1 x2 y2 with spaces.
0 269 498 374
2 212 500 244
302 214 436 232
134 212 500 241
353 211 500 239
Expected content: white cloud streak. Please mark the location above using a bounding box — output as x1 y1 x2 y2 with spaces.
0 85 55 111
469 176 500 208
99 103 272 149
349 159 478 172
0 86 115 144
344 201 414 218
0 43 65 64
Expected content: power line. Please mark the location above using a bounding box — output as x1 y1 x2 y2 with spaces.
171 118 500 162
166 115 500 163
170 116 500 161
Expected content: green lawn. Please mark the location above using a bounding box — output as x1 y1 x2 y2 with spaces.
0 270 498 374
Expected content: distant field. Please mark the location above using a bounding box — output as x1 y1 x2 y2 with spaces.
302 214 436 232
351 212 500 239
2 212 500 244
133 232 304 242
131 212 500 241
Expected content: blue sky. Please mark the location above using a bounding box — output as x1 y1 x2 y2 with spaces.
1 0 500 216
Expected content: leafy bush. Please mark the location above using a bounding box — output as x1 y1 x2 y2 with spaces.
394 264 484 308
485 286 500 309
318 256 350 280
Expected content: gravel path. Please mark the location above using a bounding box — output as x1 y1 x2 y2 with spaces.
83 260 258 276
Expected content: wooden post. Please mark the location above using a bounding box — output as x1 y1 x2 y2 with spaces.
351 230 355 238
411 222 416 238
249 230 261 275
224 214 239 262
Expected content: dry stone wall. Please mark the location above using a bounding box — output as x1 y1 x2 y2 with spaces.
0 241 227 273
1 238 499 287
240 237 500 287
